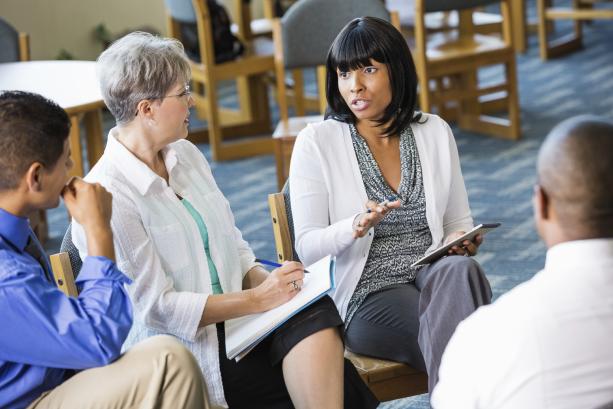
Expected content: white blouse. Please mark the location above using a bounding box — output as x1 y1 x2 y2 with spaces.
289 114 473 320
72 130 258 408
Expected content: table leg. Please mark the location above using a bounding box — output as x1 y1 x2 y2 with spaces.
84 109 105 169
68 114 84 177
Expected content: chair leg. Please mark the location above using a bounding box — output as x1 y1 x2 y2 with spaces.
292 69 306 116
204 79 223 161
418 76 432 114
458 69 480 130
537 0 550 60
539 0 585 60
505 58 521 140
236 76 254 123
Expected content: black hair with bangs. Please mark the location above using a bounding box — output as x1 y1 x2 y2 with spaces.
325 16 420 136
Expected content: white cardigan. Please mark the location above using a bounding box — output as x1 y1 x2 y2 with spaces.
72 131 258 408
289 114 473 320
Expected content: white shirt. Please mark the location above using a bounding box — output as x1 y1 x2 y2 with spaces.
289 115 473 320
432 239 613 409
72 130 258 408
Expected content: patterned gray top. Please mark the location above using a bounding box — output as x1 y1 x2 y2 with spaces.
345 124 432 326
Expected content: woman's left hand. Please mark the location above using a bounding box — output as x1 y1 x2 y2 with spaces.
444 231 483 256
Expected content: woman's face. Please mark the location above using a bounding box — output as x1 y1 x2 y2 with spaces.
152 80 195 144
337 59 392 125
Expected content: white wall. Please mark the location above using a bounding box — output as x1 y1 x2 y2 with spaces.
1 0 265 61
0 0 168 60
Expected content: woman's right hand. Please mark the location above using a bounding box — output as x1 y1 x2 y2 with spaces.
250 261 305 312
352 199 401 238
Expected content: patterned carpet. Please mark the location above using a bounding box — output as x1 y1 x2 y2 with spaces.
45 9 613 409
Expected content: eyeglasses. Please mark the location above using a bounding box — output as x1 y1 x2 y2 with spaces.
163 84 191 100
135 84 192 116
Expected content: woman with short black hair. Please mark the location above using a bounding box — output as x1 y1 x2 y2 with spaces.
290 16 492 393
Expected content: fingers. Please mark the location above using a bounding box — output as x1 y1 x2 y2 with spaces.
447 238 480 256
462 239 479 256
272 262 305 284
385 199 402 209
288 278 304 292
277 261 304 275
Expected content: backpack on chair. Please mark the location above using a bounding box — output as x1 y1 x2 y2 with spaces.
180 0 245 64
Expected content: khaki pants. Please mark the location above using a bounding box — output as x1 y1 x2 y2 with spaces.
28 335 210 409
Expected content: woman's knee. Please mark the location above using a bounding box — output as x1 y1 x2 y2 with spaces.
435 255 484 279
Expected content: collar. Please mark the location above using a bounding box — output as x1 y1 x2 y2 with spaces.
0 207 30 251
105 128 180 196
545 238 613 271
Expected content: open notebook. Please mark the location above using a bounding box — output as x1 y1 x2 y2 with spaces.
225 255 336 361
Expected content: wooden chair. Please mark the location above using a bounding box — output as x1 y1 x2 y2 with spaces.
271 0 401 189
537 0 613 60
165 0 277 160
49 224 82 297
413 0 521 140
268 184 428 401
385 0 504 37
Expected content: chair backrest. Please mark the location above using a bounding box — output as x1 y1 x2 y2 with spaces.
268 181 300 263
0 17 29 62
164 0 197 23
424 0 498 13
279 0 393 70
273 0 399 123
60 222 83 278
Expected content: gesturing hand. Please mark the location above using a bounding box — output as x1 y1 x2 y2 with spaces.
352 199 402 239
251 261 305 312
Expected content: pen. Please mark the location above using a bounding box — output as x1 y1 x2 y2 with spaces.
255 258 310 273
366 197 397 213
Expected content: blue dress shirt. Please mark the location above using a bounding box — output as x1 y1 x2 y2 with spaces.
0 208 133 409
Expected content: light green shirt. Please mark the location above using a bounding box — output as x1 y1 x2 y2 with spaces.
182 198 223 294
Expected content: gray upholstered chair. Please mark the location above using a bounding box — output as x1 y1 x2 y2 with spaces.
0 17 30 62
271 0 401 188
268 181 428 401
60 223 83 277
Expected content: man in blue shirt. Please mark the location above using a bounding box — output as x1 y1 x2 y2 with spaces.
0 91 209 409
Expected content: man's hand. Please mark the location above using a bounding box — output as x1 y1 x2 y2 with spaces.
62 177 115 261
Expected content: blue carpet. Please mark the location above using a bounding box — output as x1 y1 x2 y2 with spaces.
44 9 613 409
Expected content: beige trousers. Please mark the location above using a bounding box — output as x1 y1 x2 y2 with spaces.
28 335 210 409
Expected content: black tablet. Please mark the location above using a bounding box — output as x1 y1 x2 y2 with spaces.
411 223 501 267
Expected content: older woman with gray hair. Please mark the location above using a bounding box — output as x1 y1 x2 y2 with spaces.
71 32 376 409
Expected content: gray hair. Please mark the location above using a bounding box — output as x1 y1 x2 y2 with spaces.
97 31 191 125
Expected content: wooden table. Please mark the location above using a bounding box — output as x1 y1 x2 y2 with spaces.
0 60 105 178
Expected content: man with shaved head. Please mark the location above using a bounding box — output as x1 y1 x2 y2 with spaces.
431 116 613 409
